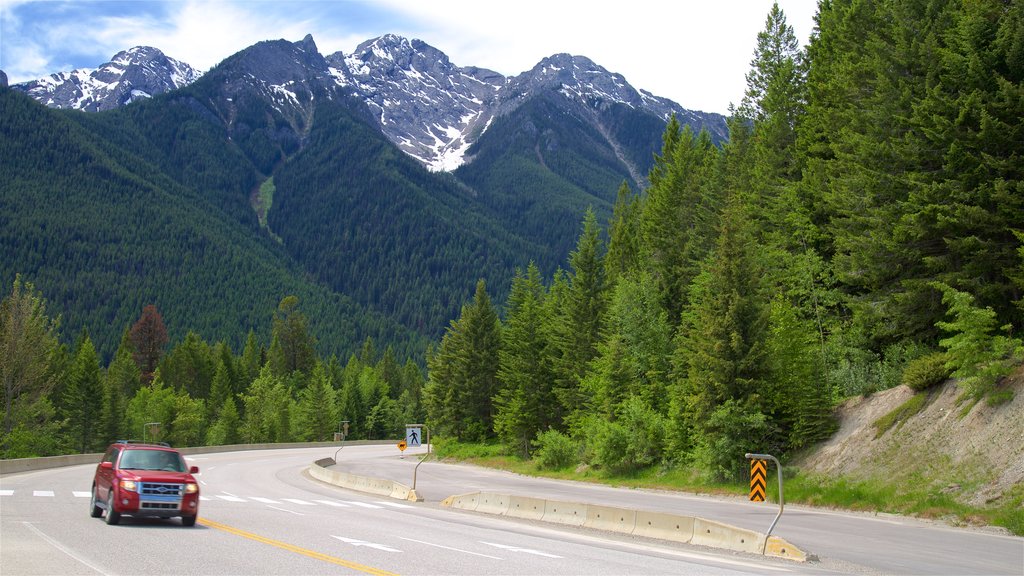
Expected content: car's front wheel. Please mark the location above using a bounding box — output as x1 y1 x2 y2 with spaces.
89 486 102 518
105 492 121 525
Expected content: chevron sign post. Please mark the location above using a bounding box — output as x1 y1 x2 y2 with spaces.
745 452 784 552
749 459 767 502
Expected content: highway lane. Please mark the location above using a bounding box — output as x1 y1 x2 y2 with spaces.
336 444 1024 575
1 447 832 575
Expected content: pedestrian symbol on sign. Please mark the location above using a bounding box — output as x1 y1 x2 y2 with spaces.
408 430 419 446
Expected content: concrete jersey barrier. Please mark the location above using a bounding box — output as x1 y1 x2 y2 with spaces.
443 491 808 562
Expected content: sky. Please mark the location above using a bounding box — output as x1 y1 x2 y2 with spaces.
0 0 820 114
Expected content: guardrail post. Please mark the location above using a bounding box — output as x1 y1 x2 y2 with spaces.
745 452 783 553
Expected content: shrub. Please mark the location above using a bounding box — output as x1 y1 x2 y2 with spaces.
532 429 577 470
901 352 952 391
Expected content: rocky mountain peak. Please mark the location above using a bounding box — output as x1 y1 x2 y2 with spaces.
10 46 199 111
328 34 505 171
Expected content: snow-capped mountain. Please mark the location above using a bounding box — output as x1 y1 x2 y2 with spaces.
10 46 200 112
12 34 726 171
326 34 505 171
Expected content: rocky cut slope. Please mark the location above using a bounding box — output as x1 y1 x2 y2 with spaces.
797 366 1024 512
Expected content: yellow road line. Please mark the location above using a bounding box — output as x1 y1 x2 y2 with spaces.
200 518 399 576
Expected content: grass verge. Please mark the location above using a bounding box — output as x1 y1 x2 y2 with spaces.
433 439 1023 536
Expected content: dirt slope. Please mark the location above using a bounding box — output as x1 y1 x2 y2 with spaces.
797 366 1024 508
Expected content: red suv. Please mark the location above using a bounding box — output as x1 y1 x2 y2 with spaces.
90 441 200 526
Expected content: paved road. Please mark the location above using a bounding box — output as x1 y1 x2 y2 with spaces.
2 446 837 575
335 444 1024 575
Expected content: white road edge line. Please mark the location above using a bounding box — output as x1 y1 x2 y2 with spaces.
398 537 503 559
22 522 111 575
480 541 562 558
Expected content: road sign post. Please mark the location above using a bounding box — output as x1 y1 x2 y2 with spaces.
745 452 784 553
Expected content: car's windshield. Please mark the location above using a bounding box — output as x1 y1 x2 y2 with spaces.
119 449 185 472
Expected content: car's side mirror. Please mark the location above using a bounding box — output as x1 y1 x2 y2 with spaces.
190 465 200 474
100 461 113 470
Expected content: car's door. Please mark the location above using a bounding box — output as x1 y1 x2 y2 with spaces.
95 446 120 499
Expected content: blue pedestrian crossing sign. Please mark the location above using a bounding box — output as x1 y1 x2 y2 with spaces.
405 426 422 447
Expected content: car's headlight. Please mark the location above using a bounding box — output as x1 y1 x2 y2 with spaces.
184 483 199 494
119 479 137 492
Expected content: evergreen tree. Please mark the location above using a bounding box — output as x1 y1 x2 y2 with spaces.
604 182 642 284
424 280 501 441
240 329 264 384
207 357 233 422
640 126 719 323
64 333 104 452
267 295 317 378
100 336 138 444
295 362 337 441
159 331 215 399
206 396 241 446
240 365 292 443
674 196 770 452
494 263 556 457
552 210 609 427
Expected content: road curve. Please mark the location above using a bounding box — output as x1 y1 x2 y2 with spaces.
2 446 835 576
333 444 1024 575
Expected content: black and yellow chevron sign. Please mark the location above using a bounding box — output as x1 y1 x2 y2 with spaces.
749 459 767 502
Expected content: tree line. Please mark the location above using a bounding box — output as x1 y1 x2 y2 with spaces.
1 280 425 458
423 0 1023 480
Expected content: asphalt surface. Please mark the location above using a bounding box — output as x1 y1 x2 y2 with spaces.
333 444 1024 575
1 446 844 576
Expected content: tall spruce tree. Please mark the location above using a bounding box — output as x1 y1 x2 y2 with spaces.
494 263 556 457
641 125 719 324
64 333 104 452
552 210 608 427
674 196 770 451
424 280 501 441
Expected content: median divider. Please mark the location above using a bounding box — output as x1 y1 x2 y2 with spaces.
507 495 546 521
441 491 808 562
633 510 695 542
541 499 588 527
309 457 422 502
584 505 637 534
691 517 764 555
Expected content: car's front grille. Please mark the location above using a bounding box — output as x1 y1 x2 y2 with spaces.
138 482 183 509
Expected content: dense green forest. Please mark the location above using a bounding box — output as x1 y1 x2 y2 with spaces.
1 0 1021 467
423 0 1023 479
